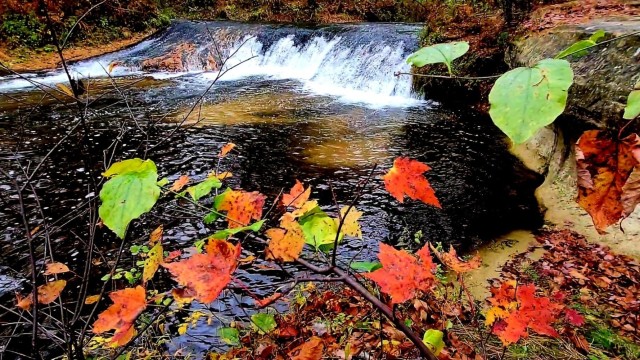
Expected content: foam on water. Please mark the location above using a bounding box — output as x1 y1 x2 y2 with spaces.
0 22 424 108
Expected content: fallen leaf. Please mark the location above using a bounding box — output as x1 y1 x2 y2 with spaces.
213 171 233 180
56 83 75 97
44 262 70 275
149 225 163 245
282 180 312 208
576 130 639 233
165 250 181 262
255 292 284 308
37 280 67 304
93 286 146 347
565 308 585 326
289 336 324 360
383 157 441 207
217 190 266 228
432 245 481 274
163 239 241 303
85 295 101 305
170 175 190 192
364 243 436 304
30 225 41 236
219 143 236 158
488 282 563 345
16 293 32 310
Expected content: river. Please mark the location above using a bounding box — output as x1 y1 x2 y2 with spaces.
0 21 542 357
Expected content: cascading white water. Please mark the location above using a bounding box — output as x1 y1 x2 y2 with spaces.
196 34 420 106
0 22 425 108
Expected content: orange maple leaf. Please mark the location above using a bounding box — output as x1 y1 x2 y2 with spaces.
218 142 236 158
266 215 306 262
576 130 640 233
383 157 441 207
149 225 163 245
18 280 68 309
282 180 311 208
43 262 70 275
432 245 481 274
93 286 146 347
163 239 241 304
170 175 190 192
217 190 266 228
364 243 436 304
289 336 324 360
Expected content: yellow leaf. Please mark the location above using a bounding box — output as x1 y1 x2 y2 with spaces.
178 323 188 335
56 83 75 97
44 262 70 275
336 206 363 238
85 295 101 305
213 171 233 180
290 200 318 218
149 225 163 245
485 306 511 326
143 243 163 284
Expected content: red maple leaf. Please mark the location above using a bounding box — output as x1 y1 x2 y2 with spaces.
565 308 585 326
163 239 241 303
383 157 441 207
364 243 436 304
488 283 564 345
93 286 147 346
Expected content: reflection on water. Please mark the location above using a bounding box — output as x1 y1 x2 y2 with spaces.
0 77 542 358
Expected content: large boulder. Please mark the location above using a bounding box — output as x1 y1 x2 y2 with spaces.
511 19 640 258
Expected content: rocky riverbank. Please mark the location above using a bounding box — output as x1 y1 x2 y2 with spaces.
510 19 640 258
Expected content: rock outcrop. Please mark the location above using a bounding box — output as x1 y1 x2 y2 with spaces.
510 19 640 258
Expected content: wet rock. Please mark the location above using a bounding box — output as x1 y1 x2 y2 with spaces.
513 19 640 129
510 20 640 259
141 42 199 72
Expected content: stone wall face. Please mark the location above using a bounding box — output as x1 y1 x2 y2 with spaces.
514 20 640 129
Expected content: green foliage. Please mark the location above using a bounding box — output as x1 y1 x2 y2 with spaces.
422 329 445 356
587 326 640 359
555 30 606 59
298 207 343 251
350 261 382 272
489 59 574 144
219 327 240 346
624 86 640 120
406 41 470 75
251 313 277 334
183 177 222 201
99 159 161 238
209 220 265 239
0 13 45 48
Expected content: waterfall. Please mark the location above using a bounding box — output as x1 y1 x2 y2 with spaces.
0 21 425 107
